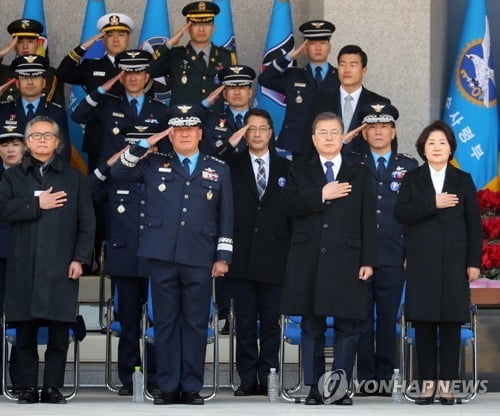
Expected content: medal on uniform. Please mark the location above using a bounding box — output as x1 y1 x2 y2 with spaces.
117 204 125 214
207 190 213 200
191 55 197 61
112 127 120 135
158 183 166 192
295 91 303 104
181 75 188 84
7 95 14 101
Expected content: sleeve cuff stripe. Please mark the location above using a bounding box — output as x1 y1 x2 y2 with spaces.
85 95 99 107
217 243 233 252
94 168 107 181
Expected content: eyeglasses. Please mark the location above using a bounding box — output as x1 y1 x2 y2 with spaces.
247 126 271 134
28 132 58 141
315 130 342 139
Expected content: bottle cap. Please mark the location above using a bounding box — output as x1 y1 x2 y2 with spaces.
135 366 141 371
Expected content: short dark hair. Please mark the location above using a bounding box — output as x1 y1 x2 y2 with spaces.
415 120 457 161
337 44 368 67
244 108 274 130
312 111 344 134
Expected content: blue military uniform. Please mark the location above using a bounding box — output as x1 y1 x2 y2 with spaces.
110 104 233 404
349 103 418 391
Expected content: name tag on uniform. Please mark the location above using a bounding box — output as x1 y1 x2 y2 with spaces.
116 190 130 195
112 112 125 118
93 71 106 76
34 190 43 196
158 167 172 173
294 82 306 88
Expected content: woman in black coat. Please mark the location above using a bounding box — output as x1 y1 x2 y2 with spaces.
394 120 482 405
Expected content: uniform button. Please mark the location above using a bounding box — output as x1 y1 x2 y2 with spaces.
140 200 145 204
320 248 327 254
140 213 145 217
182 207 187 213
376 209 381 214
139 225 144 230
184 194 189 199
377 195 382 199
257 206 262 210
180 221 185 226
376 224 380 228
254 227 259 232
202 75 207 80
161 177 165 181
326 201 331 205
323 223 328 228
186 181 191 186
201 88 206 93
119 198 124 202
378 182 383 186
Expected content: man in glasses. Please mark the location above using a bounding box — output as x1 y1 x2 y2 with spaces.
280 112 376 405
0 55 71 162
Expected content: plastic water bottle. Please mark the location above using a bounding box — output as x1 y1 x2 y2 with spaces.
267 367 279 403
132 366 144 403
391 368 403 403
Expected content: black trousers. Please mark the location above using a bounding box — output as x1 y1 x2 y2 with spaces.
413 321 461 381
232 279 281 386
16 320 70 388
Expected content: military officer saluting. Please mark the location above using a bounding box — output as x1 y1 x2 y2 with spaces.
202 64 256 155
349 103 417 395
148 1 237 113
0 55 71 162
0 18 65 106
72 49 168 165
258 20 339 158
110 105 233 405
56 12 135 171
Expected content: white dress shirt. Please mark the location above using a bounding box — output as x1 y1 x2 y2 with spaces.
429 164 447 194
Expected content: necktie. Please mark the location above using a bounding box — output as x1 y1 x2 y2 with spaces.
27 103 35 119
377 156 386 178
182 158 191 177
198 51 207 72
343 95 353 132
325 161 335 182
314 66 323 88
255 158 266 200
235 114 243 129
130 98 138 118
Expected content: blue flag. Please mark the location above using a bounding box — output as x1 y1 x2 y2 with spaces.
443 0 499 190
67 0 107 173
212 0 236 52
22 0 47 56
138 0 171 105
253 0 294 149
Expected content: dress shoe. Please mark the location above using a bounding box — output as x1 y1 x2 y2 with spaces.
305 385 323 405
439 396 454 405
118 384 133 396
40 387 66 404
153 391 180 405
333 393 353 405
415 396 434 405
234 382 260 396
17 387 39 404
182 391 204 405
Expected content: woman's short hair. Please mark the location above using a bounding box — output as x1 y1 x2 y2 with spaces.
415 120 457 161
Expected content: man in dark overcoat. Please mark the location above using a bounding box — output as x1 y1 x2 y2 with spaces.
281 111 377 405
0 116 95 404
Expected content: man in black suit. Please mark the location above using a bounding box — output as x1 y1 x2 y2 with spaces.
258 20 339 158
281 111 377 405
56 12 134 171
215 108 290 396
313 45 390 155
0 55 71 162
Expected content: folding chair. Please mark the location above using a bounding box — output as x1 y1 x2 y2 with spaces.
104 286 122 392
279 315 335 403
142 280 219 401
399 303 478 403
1 314 80 401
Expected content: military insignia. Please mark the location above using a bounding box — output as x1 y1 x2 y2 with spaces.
112 127 120 135
210 57 216 63
230 66 243 74
371 104 386 113
295 93 303 104
218 119 226 128
206 190 213 200
391 166 407 179
390 181 400 192
278 177 287 187
199 2 206 11
127 51 141 58
181 75 188 84
158 183 166 192
3 125 16 133
293 82 306 88
213 74 220 85
215 139 223 147
311 22 325 29
191 55 197 61
202 167 219 181
112 112 125 118
134 125 149 132
163 163 170 168
178 105 192 114
23 55 37 63
117 204 125 214
109 15 120 26
21 19 30 29
6 95 14 101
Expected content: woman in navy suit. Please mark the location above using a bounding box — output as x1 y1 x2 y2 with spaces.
394 120 482 405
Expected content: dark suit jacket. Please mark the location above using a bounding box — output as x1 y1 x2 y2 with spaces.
220 149 290 284
0 98 71 162
280 155 377 319
394 163 482 322
258 56 339 156
313 86 390 155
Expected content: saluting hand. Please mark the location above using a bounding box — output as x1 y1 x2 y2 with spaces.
68 260 83 280
0 78 16 96
205 85 225 107
436 192 459 209
81 32 105 50
147 127 173 147
228 124 250 148
341 124 366 145
211 260 228 278
101 71 124 92
322 181 352 201
359 266 373 281
288 40 308 61
39 186 67 210
0 36 17 59
167 22 191 47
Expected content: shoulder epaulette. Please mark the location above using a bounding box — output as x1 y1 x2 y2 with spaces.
206 155 226 165
398 152 417 161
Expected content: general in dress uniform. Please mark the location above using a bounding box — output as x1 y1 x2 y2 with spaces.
148 2 237 113
110 104 233 405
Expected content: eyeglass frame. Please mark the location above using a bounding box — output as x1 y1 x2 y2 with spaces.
27 132 59 141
